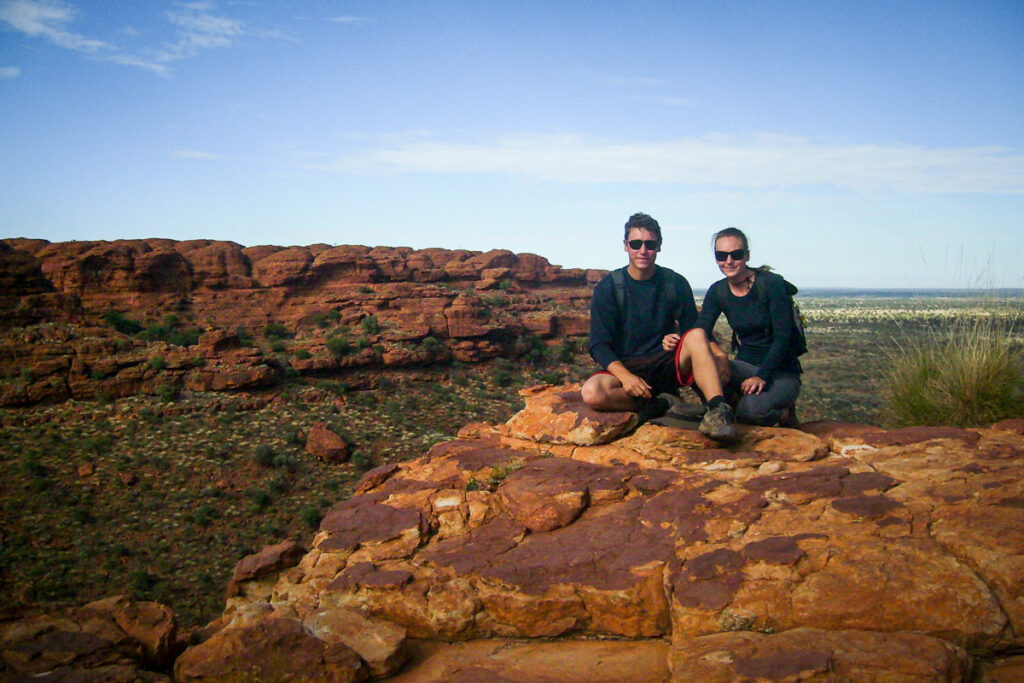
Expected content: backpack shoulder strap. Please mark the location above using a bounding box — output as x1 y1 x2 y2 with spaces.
611 268 626 316
659 267 678 314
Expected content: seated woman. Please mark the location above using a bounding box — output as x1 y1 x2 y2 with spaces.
696 228 801 427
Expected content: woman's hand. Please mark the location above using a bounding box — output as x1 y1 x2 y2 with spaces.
740 376 767 395
662 333 681 351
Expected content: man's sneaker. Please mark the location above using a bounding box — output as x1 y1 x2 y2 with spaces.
699 402 738 441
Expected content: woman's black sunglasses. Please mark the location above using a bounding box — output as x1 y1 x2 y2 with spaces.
714 248 748 262
626 239 660 251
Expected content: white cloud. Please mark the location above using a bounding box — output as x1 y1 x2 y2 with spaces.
317 133 1024 195
0 0 252 75
155 4 245 61
0 0 109 52
170 149 226 160
0 66 20 78
330 16 371 24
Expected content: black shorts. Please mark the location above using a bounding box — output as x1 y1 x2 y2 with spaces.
591 342 695 397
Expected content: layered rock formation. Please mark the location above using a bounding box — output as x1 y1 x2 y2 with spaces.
0 239 599 406
0 595 178 681
169 388 1024 681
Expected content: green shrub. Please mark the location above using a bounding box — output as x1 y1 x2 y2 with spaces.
326 335 352 358
245 487 272 512
490 358 516 387
299 505 322 529
360 315 380 335
880 318 1023 427
236 326 254 346
103 310 144 335
264 322 291 339
156 383 179 403
148 355 166 371
254 444 276 467
351 450 376 471
139 321 201 347
358 286 374 295
557 339 578 363
293 349 312 360
420 336 445 353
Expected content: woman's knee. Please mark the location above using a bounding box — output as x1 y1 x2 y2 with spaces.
735 397 778 426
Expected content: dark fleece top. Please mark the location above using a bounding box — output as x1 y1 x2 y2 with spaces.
589 265 697 370
696 271 802 382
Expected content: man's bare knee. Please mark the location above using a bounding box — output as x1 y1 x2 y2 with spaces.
581 380 604 407
682 328 709 351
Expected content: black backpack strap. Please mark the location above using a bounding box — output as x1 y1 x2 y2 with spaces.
611 268 626 317
661 268 678 317
612 267 679 332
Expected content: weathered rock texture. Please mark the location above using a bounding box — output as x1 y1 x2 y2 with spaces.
0 239 601 406
179 385 1024 681
0 595 178 681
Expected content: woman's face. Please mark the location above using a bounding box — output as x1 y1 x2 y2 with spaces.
714 235 748 280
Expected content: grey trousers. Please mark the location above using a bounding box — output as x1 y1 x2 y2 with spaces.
727 359 802 426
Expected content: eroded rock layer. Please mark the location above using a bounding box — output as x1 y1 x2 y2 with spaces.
182 386 1024 681
0 239 600 406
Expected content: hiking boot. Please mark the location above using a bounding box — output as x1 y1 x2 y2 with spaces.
699 402 738 441
779 403 800 429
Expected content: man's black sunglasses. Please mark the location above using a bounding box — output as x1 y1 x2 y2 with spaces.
714 248 748 262
626 239 660 251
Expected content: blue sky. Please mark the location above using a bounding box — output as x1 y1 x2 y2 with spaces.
1 1 1022 289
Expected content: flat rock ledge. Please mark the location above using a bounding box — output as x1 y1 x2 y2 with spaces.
8 387 1024 681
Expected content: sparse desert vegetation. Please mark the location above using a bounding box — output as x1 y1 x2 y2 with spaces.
1 291 1021 631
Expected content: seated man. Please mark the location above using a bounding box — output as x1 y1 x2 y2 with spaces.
581 212 737 441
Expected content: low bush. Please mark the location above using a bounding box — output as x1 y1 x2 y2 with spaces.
326 335 352 358
880 318 1023 427
360 315 381 335
103 310 144 335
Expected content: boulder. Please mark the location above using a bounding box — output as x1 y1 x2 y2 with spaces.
306 422 351 463
174 617 367 682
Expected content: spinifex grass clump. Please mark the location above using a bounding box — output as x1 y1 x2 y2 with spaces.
881 317 1023 427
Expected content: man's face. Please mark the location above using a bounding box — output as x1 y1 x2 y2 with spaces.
624 227 660 273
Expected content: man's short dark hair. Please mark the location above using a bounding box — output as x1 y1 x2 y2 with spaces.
623 212 662 243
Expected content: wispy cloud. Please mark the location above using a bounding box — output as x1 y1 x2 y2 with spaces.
0 0 254 75
0 0 109 51
316 133 1024 194
170 149 226 160
156 3 245 60
615 94 695 108
330 16 371 24
0 66 20 78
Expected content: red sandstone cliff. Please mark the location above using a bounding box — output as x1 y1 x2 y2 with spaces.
0 238 603 406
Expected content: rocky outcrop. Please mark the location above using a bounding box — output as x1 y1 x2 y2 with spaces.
2 239 597 333
0 595 178 681
6 386 1024 680
167 384 1024 680
0 239 599 406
